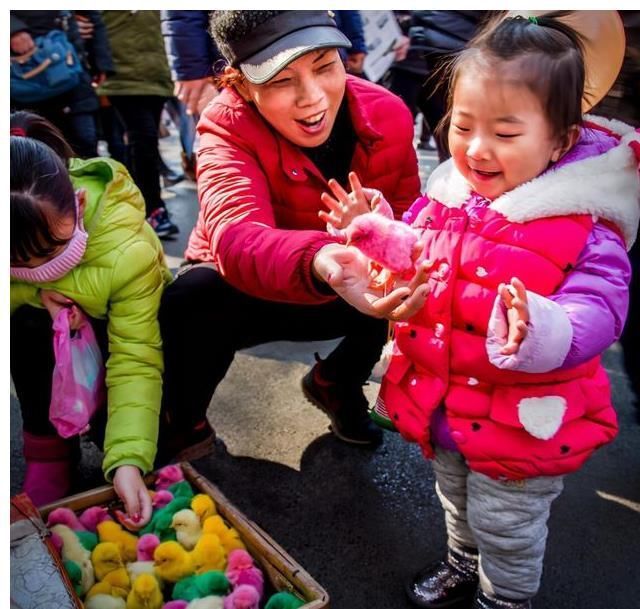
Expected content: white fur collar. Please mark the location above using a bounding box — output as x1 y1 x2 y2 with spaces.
426 115 640 248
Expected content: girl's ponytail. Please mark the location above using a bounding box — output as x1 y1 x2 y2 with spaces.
10 111 75 165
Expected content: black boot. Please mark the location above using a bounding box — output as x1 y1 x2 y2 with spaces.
472 590 531 609
406 547 479 608
301 354 383 447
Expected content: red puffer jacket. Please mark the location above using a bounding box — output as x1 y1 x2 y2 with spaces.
185 75 421 304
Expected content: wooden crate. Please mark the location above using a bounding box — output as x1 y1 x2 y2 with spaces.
40 462 330 608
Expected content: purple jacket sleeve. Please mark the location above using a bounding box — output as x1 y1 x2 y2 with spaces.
551 222 631 368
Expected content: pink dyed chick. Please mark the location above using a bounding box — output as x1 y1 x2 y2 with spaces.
47 507 87 531
137 533 161 561
162 601 188 609
223 584 260 609
225 549 264 598
345 212 418 274
79 506 113 532
155 465 184 491
49 531 64 555
151 489 174 509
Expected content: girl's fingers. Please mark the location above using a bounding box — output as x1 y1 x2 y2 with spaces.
370 193 382 211
320 192 344 215
498 283 513 308
326 178 351 206
347 172 368 208
318 209 342 228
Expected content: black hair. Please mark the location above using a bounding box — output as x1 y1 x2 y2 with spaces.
10 111 75 164
436 11 586 146
209 10 285 66
11 137 76 265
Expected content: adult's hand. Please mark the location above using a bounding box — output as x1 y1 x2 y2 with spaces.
345 52 366 75
312 243 430 321
11 31 35 55
393 35 410 62
75 14 95 40
175 78 218 116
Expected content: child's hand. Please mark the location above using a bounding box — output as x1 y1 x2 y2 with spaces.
497 277 530 355
113 465 152 529
319 171 383 229
40 290 84 330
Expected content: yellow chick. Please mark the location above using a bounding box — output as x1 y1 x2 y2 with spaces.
191 494 217 523
103 566 131 597
202 516 246 554
171 509 202 550
92 542 125 581
190 533 227 574
153 540 194 583
85 594 127 609
126 573 163 609
86 581 119 600
97 521 138 563
126 560 162 587
50 524 95 595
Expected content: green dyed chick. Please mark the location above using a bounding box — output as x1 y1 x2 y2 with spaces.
264 591 306 609
171 570 229 601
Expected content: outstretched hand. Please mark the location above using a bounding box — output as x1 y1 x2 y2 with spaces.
497 277 530 355
319 171 384 230
113 465 152 529
313 243 430 321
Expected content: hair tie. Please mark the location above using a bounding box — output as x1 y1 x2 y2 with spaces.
10 127 26 137
528 16 539 25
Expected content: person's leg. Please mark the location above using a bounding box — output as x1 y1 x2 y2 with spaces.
99 105 128 165
65 111 99 159
620 240 639 422
467 471 564 607
158 265 387 460
406 448 479 608
11 307 75 505
109 95 166 216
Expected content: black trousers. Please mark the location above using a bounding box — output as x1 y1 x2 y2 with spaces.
10 306 109 441
158 265 388 433
109 95 167 216
621 240 639 401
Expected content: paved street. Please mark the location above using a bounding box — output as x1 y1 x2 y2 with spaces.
10 127 640 609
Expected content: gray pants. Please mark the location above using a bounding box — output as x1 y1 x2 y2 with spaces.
433 448 564 600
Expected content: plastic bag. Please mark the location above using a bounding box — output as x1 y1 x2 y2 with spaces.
49 307 105 438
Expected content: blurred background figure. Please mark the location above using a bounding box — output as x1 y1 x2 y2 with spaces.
387 10 488 161
161 10 222 182
592 10 640 422
10 10 113 158
98 10 179 238
334 10 368 76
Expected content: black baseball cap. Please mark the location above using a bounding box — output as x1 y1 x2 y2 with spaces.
223 11 352 84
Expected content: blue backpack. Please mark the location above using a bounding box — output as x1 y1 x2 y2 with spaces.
10 29 83 104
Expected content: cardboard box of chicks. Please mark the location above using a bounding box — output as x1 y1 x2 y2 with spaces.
36 462 329 609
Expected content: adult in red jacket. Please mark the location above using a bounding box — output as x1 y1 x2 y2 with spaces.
157 10 423 461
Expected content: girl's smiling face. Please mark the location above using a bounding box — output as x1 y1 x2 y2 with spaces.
448 65 575 200
237 48 346 148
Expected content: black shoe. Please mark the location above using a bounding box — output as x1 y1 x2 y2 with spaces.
161 167 185 188
147 207 179 239
301 354 383 447
472 590 531 609
406 548 479 608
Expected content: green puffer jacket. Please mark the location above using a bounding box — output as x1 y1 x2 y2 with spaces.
97 10 173 98
10 157 172 480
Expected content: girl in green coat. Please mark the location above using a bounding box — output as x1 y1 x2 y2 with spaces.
10 112 172 525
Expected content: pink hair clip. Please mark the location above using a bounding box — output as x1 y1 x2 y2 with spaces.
10 127 26 137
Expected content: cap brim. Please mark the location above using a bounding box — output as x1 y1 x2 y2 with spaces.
240 26 351 85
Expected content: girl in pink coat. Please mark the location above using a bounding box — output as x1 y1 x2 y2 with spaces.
323 12 640 609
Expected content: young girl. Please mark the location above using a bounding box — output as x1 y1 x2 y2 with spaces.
10 111 172 526
322 13 639 609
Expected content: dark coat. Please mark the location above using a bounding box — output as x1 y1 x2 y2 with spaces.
10 10 113 113
396 10 489 75
160 10 220 81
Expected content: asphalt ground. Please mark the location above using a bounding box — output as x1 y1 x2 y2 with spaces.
10 124 640 609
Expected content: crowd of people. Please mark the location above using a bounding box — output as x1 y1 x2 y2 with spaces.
10 10 639 609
